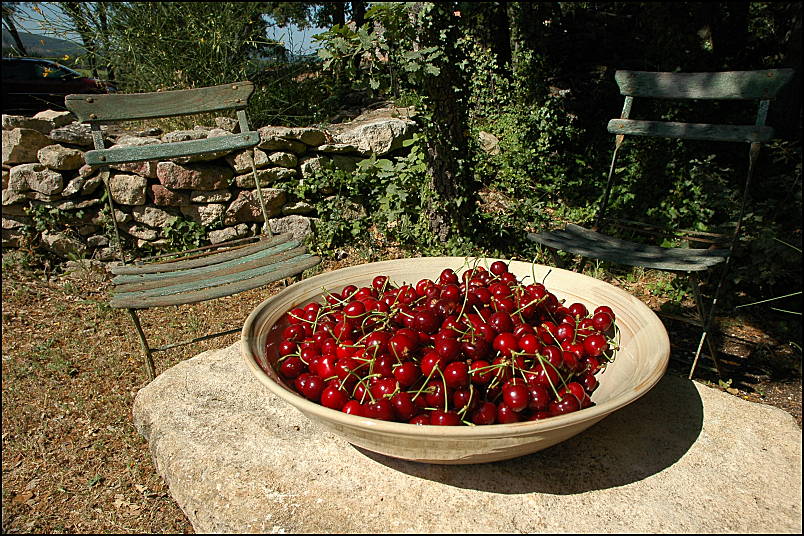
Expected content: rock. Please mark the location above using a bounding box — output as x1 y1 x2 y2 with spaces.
258 126 329 147
223 189 285 225
157 162 233 191
112 135 161 148
162 130 207 143
111 161 158 179
124 224 158 241
33 110 75 128
3 128 53 165
8 163 64 194
180 203 226 227
47 123 102 147
149 184 190 207
2 188 28 205
37 144 85 171
61 259 109 283
281 200 315 216
134 345 802 534
267 151 298 168
81 174 104 196
131 206 176 228
87 235 110 249
478 130 501 155
61 176 86 197
215 117 240 133
208 223 250 244
40 231 87 258
298 155 332 179
316 143 360 154
227 149 270 173
2 115 54 133
234 167 297 188
268 215 314 239
109 173 147 205
190 189 232 203
326 106 417 155
257 135 307 155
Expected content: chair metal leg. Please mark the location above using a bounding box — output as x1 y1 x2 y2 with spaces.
688 273 724 379
126 308 156 381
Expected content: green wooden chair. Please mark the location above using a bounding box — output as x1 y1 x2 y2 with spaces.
65 81 321 381
528 69 794 379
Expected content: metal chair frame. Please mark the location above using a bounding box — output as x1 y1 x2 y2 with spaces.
529 69 795 379
65 81 320 381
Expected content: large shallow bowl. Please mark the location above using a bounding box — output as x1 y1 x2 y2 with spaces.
241 257 669 464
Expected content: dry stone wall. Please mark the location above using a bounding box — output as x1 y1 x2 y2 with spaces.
1 107 416 261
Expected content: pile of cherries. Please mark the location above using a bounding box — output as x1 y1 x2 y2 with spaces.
271 261 619 426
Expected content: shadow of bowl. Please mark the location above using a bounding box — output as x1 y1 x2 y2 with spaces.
355 372 703 494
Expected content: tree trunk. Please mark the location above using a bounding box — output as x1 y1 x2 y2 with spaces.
413 4 473 243
61 2 99 78
351 1 366 27
2 13 28 56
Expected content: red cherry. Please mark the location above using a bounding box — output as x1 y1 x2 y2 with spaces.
489 260 509 275
471 401 497 425
495 402 521 423
583 333 608 357
342 399 364 416
320 384 349 410
430 410 461 426
443 361 470 389
502 383 529 412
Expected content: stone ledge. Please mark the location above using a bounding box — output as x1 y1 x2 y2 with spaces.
133 342 802 534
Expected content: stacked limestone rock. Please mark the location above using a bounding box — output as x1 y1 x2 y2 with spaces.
1 107 416 261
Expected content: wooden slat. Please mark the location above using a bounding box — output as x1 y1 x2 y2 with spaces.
608 119 774 143
528 224 730 272
65 81 254 123
111 233 295 276
110 254 321 309
614 69 794 100
84 131 258 165
112 244 307 292
114 251 311 299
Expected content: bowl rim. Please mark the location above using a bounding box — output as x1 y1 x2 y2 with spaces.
241 256 670 439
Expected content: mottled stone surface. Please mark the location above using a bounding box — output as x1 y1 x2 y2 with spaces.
134 343 802 534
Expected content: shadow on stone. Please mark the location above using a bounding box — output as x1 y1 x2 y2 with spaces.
355 373 703 495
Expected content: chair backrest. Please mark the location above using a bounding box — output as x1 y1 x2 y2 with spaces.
595 68 795 230
65 81 260 164
64 81 269 264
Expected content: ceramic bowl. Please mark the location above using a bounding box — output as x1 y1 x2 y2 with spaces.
241 257 669 464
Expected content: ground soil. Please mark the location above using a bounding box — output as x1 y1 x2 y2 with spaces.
1 246 800 534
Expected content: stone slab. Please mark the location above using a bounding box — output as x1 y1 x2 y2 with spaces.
133 343 802 534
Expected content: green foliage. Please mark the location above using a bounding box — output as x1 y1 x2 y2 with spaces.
23 203 85 234
161 216 207 252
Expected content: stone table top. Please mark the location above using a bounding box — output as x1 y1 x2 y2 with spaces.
133 342 802 534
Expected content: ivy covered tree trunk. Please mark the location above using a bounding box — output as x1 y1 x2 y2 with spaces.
412 3 474 243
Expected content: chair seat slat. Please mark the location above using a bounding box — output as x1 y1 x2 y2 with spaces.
528 224 729 272
111 233 295 275
110 254 321 309
112 244 306 292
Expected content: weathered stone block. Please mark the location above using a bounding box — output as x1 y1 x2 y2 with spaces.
234 167 297 188
109 173 147 205
8 163 64 194
149 184 190 207
180 203 226 227
157 161 233 191
3 128 53 165
37 144 85 171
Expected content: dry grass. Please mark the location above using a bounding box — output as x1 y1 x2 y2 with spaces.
2 245 800 534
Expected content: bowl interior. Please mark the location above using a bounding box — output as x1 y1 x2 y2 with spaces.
241 257 670 448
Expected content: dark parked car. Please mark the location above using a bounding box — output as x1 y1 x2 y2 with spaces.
2 57 116 114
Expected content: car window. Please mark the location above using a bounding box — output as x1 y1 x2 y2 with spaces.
3 61 38 80
32 62 78 80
